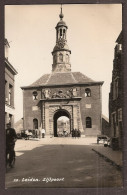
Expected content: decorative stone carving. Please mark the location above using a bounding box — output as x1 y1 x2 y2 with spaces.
42 88 78 99
67 88 78 97
51 88 78 99
52 90 66 98
66 90 71 98
72 88 78 97
42 89 51 99
59 105 62 109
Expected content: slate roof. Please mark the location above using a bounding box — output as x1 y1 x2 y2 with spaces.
21 72 103 89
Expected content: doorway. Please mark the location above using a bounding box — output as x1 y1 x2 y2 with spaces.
53 109 71 137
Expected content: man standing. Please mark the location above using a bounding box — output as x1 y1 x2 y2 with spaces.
74 128 77 138
42 128 45 138
39 127 42 139
25 129 29 140
71 129 75 138
77 129 81 138
6 122 17 168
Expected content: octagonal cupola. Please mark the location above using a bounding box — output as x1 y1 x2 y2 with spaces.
52 5 71 73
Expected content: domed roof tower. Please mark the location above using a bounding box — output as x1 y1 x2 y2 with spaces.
52 5 71 72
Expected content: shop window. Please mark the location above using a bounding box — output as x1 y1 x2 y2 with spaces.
86 117 92 128
85 88 91 97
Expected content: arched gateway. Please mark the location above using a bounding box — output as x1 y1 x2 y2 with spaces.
53 109 71 137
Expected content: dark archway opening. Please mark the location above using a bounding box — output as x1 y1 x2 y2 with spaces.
53 109 71 137
33 118 38 129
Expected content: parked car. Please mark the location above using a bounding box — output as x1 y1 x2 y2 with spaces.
21 130 33 140
97 135 110 145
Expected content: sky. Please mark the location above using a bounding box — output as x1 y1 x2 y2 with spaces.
5 4 122 123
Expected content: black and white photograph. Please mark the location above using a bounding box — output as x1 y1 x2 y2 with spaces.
5 4 123 188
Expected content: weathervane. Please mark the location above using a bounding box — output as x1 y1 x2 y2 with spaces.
59 4 64 20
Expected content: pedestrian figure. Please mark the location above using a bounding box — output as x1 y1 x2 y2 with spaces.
74 128 77 138
71 129 75 138
77 129 81 138
6 122 17 168
42 128 45 138
35 129 38 138
25 130 29 140
39 127 42 139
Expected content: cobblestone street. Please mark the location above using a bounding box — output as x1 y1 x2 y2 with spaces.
5 137 123 188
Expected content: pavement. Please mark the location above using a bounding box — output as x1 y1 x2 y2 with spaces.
16 136 123 169
6 136 123 188
91 145 122 170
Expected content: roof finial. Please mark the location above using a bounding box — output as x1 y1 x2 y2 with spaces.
59 4 64 20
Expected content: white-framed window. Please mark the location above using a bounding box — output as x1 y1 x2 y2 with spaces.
33 91 38 100
9 84 13 105
85 88 91 97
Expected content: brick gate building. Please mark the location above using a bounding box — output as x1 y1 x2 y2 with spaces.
21 8 103 136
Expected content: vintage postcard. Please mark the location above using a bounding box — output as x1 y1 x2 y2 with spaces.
4 3 123 190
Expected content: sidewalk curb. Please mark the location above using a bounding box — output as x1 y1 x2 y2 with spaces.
92 148 122 171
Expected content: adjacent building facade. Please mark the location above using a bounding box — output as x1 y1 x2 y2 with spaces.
109 31 123 149
5 38 18 128
21 8 103 136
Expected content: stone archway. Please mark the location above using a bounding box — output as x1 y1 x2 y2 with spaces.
53 109 71 137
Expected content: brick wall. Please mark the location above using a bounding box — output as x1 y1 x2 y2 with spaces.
23 84 102 136
80 85 102 135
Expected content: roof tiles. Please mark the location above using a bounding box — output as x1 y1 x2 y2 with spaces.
30 72 98 87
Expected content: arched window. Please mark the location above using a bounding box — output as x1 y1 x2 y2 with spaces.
33 91 38 100
63 29 66 39
66 54 69 63
33 118 38 129
60 29 62 37
59 53 63 62
85 88 91 97
86 117 92 128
